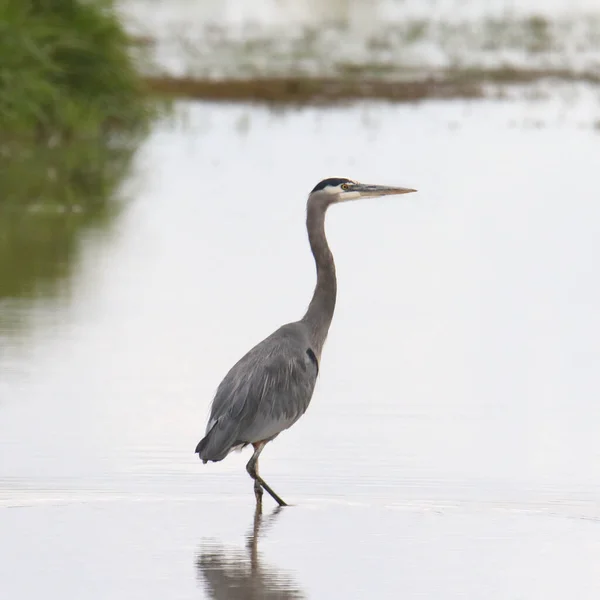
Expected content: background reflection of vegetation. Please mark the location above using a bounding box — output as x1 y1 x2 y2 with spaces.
0 0 155 322
0 144 134 303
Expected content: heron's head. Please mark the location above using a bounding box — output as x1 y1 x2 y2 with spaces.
310 177 416 204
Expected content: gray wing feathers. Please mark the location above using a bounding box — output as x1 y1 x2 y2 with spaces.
196 323 318 463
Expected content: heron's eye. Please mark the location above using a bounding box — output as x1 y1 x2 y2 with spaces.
341 183 350 191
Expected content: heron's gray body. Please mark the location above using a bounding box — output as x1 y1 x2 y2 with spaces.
197 322 318 463
195 177 416 507
196 191 335 467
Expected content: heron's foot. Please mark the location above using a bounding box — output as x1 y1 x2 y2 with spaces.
256 475 287 507
246 444 288 507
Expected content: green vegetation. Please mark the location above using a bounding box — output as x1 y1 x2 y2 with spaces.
0 0 152 142
0 0 155 207
0 0 155 306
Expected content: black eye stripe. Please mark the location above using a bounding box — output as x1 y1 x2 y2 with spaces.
311 178 353 193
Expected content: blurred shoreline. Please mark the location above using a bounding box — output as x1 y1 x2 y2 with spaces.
143 67 600 105
120 3 600 104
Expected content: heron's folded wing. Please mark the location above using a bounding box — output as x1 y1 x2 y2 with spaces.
206 326 318 444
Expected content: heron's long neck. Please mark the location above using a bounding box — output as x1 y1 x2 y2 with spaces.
301 200 336 356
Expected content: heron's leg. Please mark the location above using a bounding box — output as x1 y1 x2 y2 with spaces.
254 477 263 510
246 442 287 507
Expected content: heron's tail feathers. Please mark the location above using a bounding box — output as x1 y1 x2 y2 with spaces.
195 420 238 463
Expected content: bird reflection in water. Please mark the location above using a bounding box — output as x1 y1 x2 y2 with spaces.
196 506 304 599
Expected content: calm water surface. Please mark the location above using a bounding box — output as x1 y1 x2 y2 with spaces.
1 98 600 598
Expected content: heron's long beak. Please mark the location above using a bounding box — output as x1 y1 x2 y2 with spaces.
352 183 417 198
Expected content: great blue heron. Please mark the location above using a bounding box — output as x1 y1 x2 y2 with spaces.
195 177 417 507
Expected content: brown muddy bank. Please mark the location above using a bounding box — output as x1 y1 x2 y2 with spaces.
144 67 600 105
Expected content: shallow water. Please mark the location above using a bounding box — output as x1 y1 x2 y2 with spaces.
1 98 600 598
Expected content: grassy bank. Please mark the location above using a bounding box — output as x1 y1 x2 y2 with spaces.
1 0 153 141
0 0 155 208
0 0 154 306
